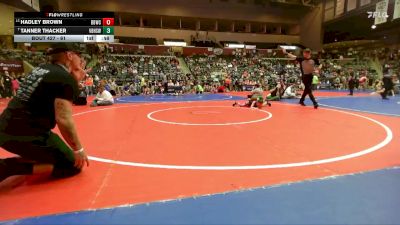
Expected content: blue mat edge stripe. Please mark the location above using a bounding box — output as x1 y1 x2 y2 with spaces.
3 166 400 225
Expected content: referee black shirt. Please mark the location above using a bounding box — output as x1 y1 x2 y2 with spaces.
296 57 320 77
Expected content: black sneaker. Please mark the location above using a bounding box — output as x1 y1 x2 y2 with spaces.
299 102 306 106
232 102 238 107
314 104 319 109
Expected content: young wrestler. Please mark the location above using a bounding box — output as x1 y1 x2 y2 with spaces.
233 84 270 109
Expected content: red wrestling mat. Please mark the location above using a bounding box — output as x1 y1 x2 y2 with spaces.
0 101 399 221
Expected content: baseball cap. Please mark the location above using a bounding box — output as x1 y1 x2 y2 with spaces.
47 43 83 55
303 48 312 52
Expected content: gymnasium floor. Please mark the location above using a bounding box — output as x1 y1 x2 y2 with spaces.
0 91 399 225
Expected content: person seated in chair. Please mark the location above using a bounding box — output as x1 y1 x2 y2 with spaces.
90 84 114 107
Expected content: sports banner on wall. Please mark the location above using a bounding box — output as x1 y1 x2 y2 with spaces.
394 0 400 20
21 0 31 7
0 60 24 72
31 0 40 11
375 0 389 25
243 85 255 91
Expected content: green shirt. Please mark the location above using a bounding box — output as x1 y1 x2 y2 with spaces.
197 85 204 92
312 75 319 84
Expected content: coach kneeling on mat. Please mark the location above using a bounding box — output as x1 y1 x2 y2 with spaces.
0 43 89 183
90 84 114 107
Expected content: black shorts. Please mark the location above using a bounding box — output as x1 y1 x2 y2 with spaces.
0 131 77 173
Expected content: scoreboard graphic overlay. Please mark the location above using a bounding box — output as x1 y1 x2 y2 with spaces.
14 12 114 43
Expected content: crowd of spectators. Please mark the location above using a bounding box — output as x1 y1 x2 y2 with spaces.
0 49 47 67
85 55 187 96
186 54 299 91
1 46 399 99
0 50 28 98
0 69 25 99
319 47 399 92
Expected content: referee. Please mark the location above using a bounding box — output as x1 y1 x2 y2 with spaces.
0 43 89 183
282 48 321 109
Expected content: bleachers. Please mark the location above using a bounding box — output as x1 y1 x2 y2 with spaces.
0 49 46 67
185 55 302 90
1 44 397 96
90 55 185 83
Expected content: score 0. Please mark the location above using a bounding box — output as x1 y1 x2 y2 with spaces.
102 18 114 26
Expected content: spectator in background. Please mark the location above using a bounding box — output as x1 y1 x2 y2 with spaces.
233 79 240 91
312 74 319 90
2 72 13 99
174 81 183 95
100 80 110 91
381 68 394 100
121 83 130 96
11 75 20 97
0 75 4 98
354 74 360 90
108 79 117 96
93 74 100 88
90 84 114 107
224 76 232 91
17 73 26 83
84 75 94 96
341 74 348 90
74 73 88 106
128 83 138 96
115 79 124 96
334 76 341 89
74 82 88 106
392 74 399 96
143 85 151 95
371 80 384 96
140 76 146 92
217 83 226 93
348 74 356 96
358 73 368 91
195 83 204 94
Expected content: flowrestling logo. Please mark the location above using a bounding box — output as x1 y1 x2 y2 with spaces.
367 11 389 19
